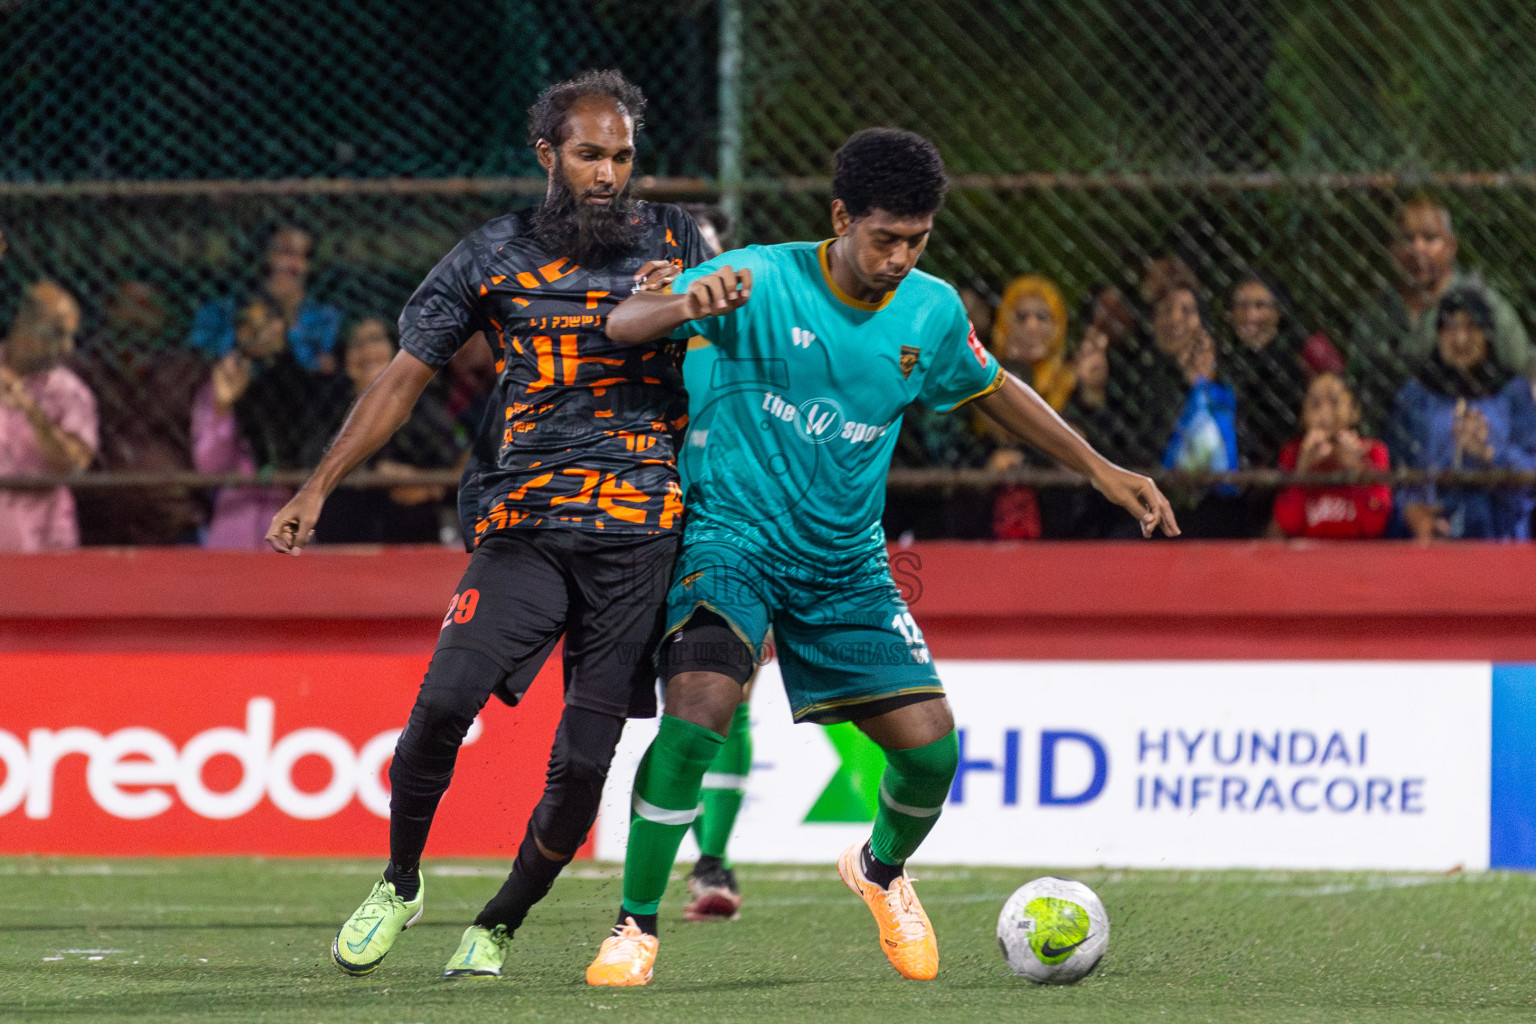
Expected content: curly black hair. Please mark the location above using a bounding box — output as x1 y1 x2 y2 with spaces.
527 69 647 150
832 128 948 219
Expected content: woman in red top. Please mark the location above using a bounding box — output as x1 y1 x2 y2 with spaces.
1273 373 1392 538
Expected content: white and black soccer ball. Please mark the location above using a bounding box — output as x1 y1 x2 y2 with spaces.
997 876 1109 983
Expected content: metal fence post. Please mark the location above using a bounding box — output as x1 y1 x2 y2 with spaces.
717 0 743 229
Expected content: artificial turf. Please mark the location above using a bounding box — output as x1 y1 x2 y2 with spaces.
2 858 1533 1023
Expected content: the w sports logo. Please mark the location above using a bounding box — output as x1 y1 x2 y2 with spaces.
792 326 817 349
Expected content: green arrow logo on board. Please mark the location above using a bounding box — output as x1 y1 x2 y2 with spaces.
803 722 888 823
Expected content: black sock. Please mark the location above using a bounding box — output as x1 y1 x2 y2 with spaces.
860 840 902 890
617 907 659 936
694 854 724 876
384 860 420 902
474 829 571 934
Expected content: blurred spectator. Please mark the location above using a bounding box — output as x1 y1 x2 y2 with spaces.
192 266 336 475
192 298 295 549
1137 258 1239 478
71 281 207 545
307 318 461 544
1125 257 1204 455
1049 303 1161 538
187 224 342 373
1390 288 1536 542
1082 283 1140 352
978 275 1072 539
1063 288 1157 468
1162 327 1239 479
0 282 97 551
1273 373 1391 539
1146 260 1204 362
991 275 1073 411
1136 256 1281 536
1352 198 1530 432
1148 266 1252 537
1223 273 1309 470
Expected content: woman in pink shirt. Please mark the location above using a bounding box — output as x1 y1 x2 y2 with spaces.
0 282 98 551
192 299 293 549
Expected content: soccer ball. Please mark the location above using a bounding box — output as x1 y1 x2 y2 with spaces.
996 876 1109 983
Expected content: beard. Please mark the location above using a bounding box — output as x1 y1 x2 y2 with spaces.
530 164 641 267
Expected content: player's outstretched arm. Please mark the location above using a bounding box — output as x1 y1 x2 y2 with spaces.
976 371 1180 538
605 265 752 344
266 349 438 554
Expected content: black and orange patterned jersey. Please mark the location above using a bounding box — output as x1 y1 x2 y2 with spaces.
399 201 708 546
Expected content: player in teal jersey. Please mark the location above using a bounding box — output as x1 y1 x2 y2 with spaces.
584 129 1179 987
673 205 756 923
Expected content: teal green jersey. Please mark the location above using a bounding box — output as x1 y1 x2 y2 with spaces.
678 333 717 494
675 239 1003 569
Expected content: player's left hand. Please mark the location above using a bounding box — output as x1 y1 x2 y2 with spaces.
1091 464 1180 538
632 259 681 293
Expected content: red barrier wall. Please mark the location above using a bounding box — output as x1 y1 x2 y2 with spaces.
4 541 1535 658
2 541 1533 856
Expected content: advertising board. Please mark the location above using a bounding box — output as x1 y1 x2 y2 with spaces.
0 652 569 857
0 652 1523 871
598 661 1493 871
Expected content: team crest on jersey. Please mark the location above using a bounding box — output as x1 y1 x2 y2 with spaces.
900 345 920 379
965 321 989 367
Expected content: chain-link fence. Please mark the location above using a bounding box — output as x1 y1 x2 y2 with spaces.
3 0 1536 545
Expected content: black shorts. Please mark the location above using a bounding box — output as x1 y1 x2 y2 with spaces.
432 529 680 718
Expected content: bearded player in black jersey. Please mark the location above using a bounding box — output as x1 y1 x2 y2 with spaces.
266 70 707 980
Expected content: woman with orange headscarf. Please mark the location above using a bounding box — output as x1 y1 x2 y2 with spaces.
978 275 1067 540
991 274 1073 411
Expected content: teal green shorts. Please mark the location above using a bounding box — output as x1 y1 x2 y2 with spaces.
661 535 943 723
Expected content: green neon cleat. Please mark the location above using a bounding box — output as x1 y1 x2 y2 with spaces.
331 876 424 976
442 924 511 978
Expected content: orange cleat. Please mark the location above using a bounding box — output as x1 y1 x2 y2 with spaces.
837 843 939 980
585 917 659 987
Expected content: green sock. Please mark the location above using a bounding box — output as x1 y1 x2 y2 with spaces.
869 730 959 867
692 703 753 865
622 715 726 916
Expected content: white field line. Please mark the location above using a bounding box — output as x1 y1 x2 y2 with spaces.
10 875 1481 919
0 860 1503 898
1270 875 1465 898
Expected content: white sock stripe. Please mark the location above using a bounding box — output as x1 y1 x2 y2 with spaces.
701 772 749 790
879 779 944 818
632 793 701 826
